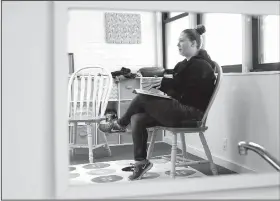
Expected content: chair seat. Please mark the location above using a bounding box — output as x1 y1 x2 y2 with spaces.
69 116 106 123
154 126 208 133
152 120 208 133
69 143 106 149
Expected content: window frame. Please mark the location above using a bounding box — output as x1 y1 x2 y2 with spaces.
251 16 280 72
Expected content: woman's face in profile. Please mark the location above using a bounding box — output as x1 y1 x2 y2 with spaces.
177 32 196 58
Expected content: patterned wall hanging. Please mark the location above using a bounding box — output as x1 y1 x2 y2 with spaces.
105 12 141 44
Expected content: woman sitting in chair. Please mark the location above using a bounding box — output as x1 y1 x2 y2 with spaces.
99 24 217 181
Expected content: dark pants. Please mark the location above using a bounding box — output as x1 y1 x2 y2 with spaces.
118 94 203 161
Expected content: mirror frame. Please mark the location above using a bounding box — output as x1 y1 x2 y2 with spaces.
53 1 280 199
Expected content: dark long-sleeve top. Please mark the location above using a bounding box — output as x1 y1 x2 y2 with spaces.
159 49 216 112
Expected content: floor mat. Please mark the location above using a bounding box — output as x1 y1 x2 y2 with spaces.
70 143 236 176
69 156 207 185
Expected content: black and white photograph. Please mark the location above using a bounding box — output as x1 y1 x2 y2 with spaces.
1 1 280 200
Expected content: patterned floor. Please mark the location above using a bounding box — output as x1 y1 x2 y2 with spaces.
69 156 206 185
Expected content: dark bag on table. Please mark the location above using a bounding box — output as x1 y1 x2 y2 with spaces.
138 67 165 77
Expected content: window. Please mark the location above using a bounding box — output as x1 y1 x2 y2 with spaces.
203 13 242 67
164 12 190 69
252 15 280 71
260 15 280 64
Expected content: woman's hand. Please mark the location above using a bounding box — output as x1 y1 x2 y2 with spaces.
141 77 162 90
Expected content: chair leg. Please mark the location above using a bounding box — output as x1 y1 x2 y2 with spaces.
69 148 74 159
102 131 112 157
87 123 94 163
69 123 75 160
73 122 77 145
199 132 218 175
73 123 77 157
147 129 157 160
170 133 177 179
179 133 188 163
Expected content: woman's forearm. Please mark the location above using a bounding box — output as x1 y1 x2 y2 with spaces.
159 77 174 93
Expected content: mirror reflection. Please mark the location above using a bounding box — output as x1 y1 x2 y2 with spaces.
67 9 280 185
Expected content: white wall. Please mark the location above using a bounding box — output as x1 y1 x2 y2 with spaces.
68 10 158 72
2 1 279 199
2 1 55 199
164 73 280 173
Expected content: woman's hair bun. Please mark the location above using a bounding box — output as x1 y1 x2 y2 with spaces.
195 24 206 35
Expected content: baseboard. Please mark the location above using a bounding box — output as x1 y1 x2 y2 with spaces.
163 137 256 174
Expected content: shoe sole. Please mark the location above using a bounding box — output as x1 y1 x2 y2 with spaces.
129 162 153 181
110 129 127 133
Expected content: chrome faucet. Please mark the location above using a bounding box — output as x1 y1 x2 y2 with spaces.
238 141 280 172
